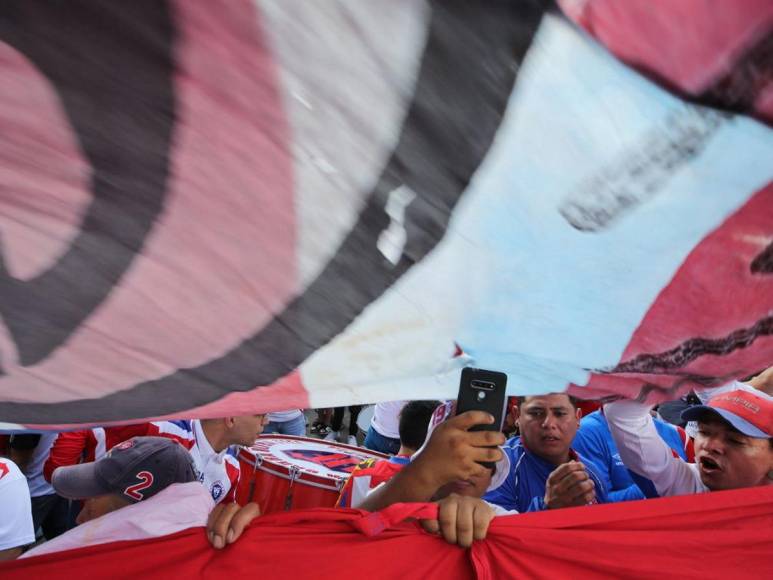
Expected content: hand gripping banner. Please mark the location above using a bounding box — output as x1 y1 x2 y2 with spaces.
2 486 772 578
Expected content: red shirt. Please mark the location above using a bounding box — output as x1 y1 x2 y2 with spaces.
337 455 410 508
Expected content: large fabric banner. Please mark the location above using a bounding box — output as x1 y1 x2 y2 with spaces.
0 1 771 426
3 486 772 579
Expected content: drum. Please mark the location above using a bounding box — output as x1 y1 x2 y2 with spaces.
236 434 388 513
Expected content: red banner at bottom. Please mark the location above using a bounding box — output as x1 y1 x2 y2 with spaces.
3 486 772 579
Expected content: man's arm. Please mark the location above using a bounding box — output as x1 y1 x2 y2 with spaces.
747 366 773 396
359 411 504 512
43 430 90 482
604 400 704 497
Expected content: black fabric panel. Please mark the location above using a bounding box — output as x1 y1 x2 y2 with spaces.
751 241 773 274
609 315 773 374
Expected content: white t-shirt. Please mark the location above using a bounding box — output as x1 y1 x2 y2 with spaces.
268 409 304 422
0 458 35 552
370 401 407 439
22 482 213 558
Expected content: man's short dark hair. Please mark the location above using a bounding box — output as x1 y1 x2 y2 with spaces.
515 393 578 409
399 400 441 450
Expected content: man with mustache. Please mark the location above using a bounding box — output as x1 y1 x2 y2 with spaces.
605 372 773 497
359 394 608 546
481 393 608 512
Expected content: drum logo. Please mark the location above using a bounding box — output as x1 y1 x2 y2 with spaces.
210 481 224 501
285 449 362 473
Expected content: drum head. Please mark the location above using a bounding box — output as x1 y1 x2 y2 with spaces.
246 435 387 484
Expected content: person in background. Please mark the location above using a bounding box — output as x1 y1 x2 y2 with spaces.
572 407 693 502
364 401 406 455
482 394 609 512
357 410 506 547
149 415 268 504
325 406 363 446
45 415 267 505
22 437 202 558
310 409 332 437
207 408 509 550
43 424 158 483
337 400 439 508
8 432 70 540
360 394 607 545
0 457 35 561
264 409 306 437
605 378 772 497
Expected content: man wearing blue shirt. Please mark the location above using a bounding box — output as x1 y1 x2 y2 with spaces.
484 394 609 511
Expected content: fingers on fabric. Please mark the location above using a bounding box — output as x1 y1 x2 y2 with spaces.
207 503 231 549
455 496 476 548
207 502 260 549
421 517 441 535
226 502 261 543
438 495 460 546
472 502 494 542
436 495 495 548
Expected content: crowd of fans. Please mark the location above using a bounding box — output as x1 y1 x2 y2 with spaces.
1 368 771 561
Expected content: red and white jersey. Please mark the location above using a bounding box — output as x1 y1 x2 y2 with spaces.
337 455 410 509
150 420 240 504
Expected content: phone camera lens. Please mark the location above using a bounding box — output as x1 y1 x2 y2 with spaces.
477 391 486 401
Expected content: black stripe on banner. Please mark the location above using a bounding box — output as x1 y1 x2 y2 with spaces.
1 0 551 423
751 241 773 274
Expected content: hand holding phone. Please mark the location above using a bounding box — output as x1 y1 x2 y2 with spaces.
455 368 508 432
455 368 508 468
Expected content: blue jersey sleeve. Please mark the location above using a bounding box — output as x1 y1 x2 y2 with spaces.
482 472 519 512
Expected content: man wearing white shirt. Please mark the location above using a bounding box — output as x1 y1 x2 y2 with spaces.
0 458 35 561
364 401 406 454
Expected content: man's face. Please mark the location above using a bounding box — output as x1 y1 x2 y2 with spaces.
228 414 269 446
694 417 773 491
516 394 580 464
76 494 130 524
435 469 493 500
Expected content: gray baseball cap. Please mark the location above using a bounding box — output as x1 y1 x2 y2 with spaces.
52 436 197 503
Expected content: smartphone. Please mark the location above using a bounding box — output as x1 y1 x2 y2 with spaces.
455 367 508 433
